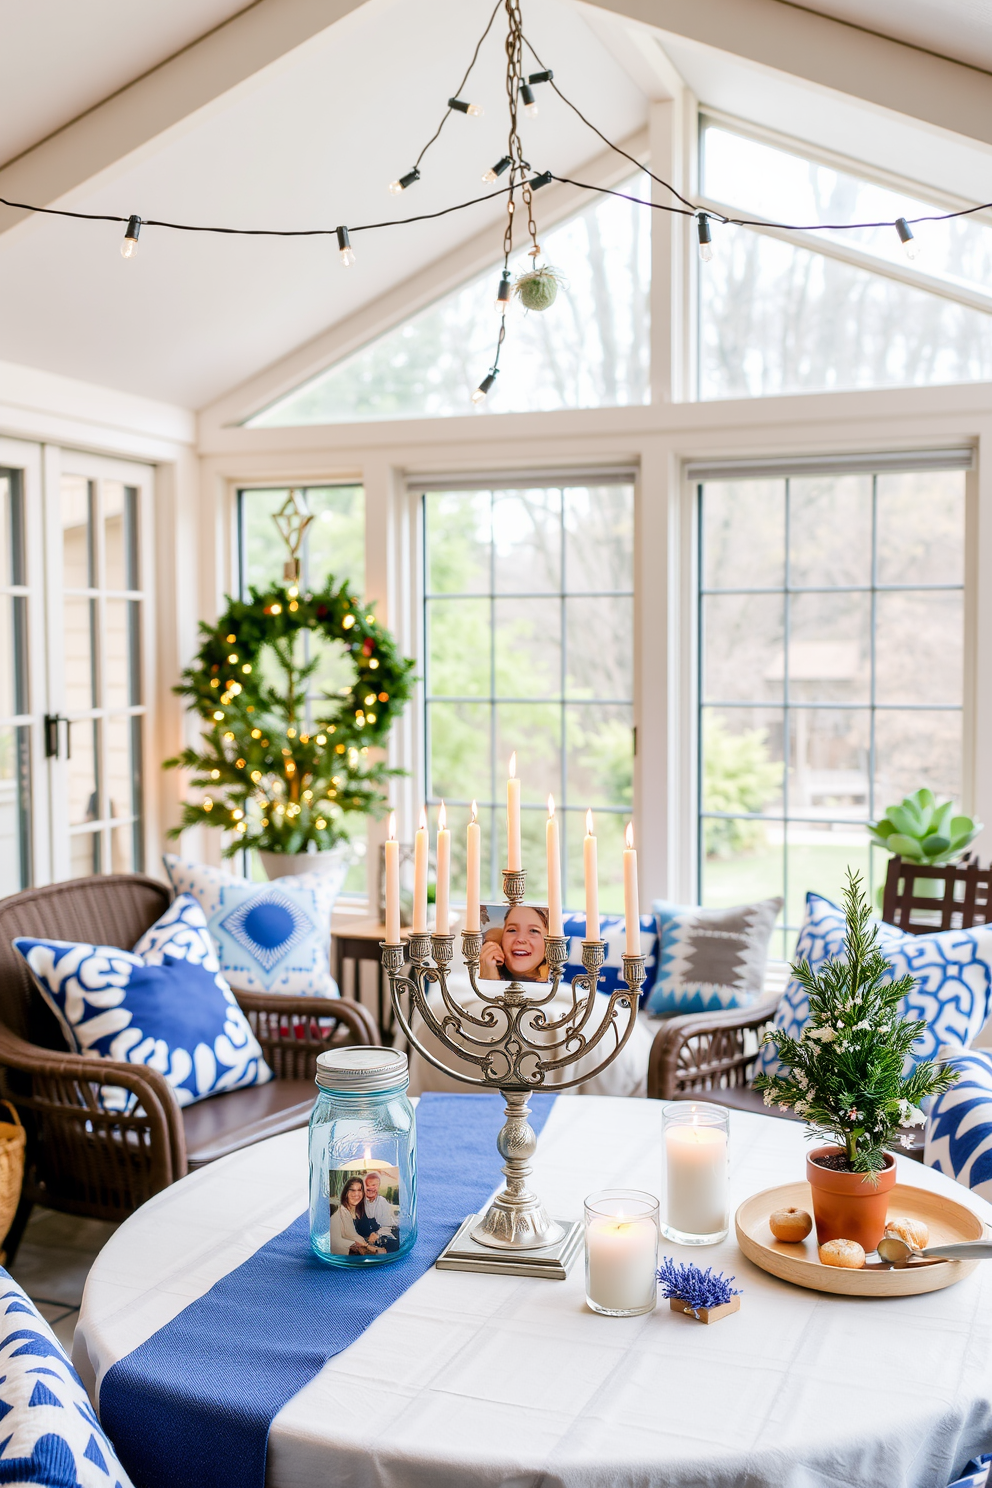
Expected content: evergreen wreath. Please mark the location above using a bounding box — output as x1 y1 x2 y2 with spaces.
164 578 416 857
753 870 958 1176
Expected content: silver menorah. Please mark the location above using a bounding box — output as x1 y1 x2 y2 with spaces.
380 867 646 1277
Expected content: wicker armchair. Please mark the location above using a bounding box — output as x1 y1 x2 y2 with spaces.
0 874 378 1258
647 856 992 1112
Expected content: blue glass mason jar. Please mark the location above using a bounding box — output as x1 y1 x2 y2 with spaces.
309 1047 417 1267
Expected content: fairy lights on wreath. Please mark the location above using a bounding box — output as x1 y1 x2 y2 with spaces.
1 0 986 406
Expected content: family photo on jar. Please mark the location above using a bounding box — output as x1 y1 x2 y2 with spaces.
328 1165 401 1256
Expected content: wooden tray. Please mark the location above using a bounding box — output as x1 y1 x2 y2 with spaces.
736 1181 986 1297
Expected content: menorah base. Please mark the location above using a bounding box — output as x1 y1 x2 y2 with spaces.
436 1214 583 1279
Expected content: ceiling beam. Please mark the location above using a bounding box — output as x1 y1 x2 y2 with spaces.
581 0 992 150
0 0 372 237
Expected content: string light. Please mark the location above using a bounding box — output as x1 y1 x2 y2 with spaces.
120 215 141 258
495 270 512 313
520 82 538 117
895 216 919 260
697 213 714 262
472 370 498 404
528 69 553 84
388 168 420 196
336 225 355 267
529 170 552 190
448 97 483 116
483 155 513 183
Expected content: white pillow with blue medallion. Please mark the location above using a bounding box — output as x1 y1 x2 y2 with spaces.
164 854 342 997
925 1047 992 1202
0 1266 132 1486
14 894 271 1111
757 892 992 1080
560 913 659 1001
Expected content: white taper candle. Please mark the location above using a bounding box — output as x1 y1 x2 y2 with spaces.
507 752 521 872
623 821 641 956
384 811 400 944
435 802 450 934
584 808 599 941
546 795 563 937
466 800 481 934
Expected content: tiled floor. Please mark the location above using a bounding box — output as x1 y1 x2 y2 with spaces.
7 1207 117 1351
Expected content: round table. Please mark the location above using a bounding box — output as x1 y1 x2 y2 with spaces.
74 1097 992 1488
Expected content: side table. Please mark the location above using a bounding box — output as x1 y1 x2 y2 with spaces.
331 920 409 1040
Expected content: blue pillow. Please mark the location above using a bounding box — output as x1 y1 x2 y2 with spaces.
560 913 658 1000
164 854 341 997
646 896 782 1015
757 892 992 1080
0 1267 132 1486
925 1047 992 1202
15 894 272 1111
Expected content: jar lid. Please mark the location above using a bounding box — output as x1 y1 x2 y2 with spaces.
315 1046 409 1094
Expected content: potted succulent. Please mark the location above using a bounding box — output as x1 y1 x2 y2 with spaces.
753 872 957 1251
869 789 982 904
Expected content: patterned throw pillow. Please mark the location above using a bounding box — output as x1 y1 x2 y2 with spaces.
15 895 272 1111
0 1268 133 1486
164 854 342 997
645 897 783 1015
756 893 992 1079
925 1048 992 1203
560 913 659 1000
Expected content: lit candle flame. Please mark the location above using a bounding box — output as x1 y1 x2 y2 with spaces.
471 799 478 824
548 794 555 818
387 810 396 841
438 801 447 830
625 821 634 849
586 808 594 836
419 805 427 831
509 751 516 779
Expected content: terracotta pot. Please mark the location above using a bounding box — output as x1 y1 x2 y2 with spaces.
806 1145 896 1251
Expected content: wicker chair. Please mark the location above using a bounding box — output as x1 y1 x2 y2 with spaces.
0 874 378 1259
647 856 992 1113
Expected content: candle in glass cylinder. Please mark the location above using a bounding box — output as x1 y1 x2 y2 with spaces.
507 753 521 872
384 812 400 944
584 809 599 941
665 1115 729 1238
623 821 641 956
584 1190 658 1317
435 802 450 934
546 795 563 937
412 806 429 934
466 800 481 934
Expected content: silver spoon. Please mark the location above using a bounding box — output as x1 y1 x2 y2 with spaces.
876 1235 992 1264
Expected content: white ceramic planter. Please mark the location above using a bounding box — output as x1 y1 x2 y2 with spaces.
258 844 352 881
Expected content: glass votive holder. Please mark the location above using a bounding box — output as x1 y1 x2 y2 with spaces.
661 1102 730 1245
584 1189 659 1318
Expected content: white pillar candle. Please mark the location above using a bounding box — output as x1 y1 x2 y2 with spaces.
384 812 400 944
665 1124 728 1236
586 1215 657 1312
412 806 428 934
435 802 450 934
546 796 563 937
583 808 599 941
466 801 481 934
506 752 521 872
623 821 641 956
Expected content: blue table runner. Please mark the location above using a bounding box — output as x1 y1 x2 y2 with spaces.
100 1091 557 1488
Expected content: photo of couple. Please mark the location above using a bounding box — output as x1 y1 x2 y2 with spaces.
479 904 551 983
328 1164 400 1256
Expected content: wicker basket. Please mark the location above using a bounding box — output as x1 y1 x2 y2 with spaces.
0 1102 26 1248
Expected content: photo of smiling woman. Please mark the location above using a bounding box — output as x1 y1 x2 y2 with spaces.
479 904 550 982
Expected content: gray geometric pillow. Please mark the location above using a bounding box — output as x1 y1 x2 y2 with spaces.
645 897 783 1015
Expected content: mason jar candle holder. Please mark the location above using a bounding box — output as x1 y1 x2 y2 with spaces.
661 1102 730 1245
584 1189 659 1317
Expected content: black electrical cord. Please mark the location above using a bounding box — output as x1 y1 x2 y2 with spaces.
412 0 503 171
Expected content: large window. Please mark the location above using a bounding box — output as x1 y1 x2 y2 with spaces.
698 120 992 399
0 471 31 893
697 457 966 957
422 478 634 912
238 484 366 892
247 178 649 426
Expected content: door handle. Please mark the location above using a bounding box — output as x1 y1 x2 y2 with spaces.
43 715 72 760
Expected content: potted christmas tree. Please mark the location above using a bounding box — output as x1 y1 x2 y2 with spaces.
753 872 957 1252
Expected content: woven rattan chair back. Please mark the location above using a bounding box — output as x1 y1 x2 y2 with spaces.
881 855 991 935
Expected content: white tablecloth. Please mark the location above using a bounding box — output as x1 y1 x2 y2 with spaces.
74 1098 992 1488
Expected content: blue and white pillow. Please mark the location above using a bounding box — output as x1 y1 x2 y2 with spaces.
164 854 341 997
925 1047 992 1203
646 896 782 1016
757 893 992 1079
0 1267 132 1486
15 895 272 1110
560 913 658 1000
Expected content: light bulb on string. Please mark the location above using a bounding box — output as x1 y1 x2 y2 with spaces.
483 155 512 184
448 97 482 116
895 217 919 260
528 70 554 84
336 225 355 267
388 167 421 197
471 370 497 405
520 82 538 117
494 271 512 314
120 215 141 259
697 213 714 263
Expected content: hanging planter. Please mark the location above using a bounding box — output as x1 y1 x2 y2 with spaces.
514 264 565 311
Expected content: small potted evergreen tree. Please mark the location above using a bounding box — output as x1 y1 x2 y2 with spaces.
753 872 957 1252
